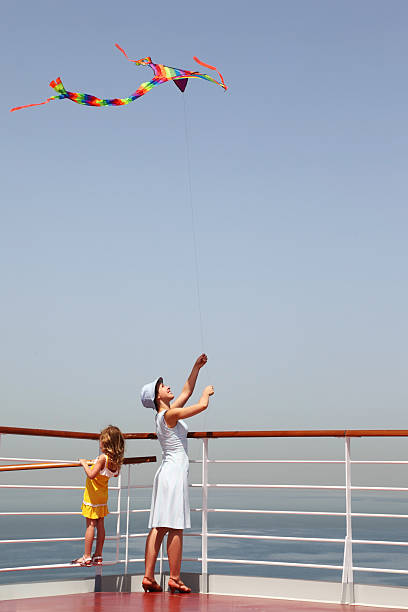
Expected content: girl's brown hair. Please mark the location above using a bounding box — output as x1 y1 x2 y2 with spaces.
100 425 125 471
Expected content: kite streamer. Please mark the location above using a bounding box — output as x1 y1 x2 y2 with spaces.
10 44 227 112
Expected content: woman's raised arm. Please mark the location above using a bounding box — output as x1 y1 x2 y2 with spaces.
171 354 207 409
165 386 214 428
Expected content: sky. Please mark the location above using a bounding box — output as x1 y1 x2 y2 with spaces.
1 1 408 468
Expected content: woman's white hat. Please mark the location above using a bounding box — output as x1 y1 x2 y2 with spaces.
141 377 163 409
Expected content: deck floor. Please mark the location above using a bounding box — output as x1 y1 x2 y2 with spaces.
0 593 407 612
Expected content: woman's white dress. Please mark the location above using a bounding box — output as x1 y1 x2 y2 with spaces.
148 410 191 529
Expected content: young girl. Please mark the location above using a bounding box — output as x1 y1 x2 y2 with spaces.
140 353 214 593
72 425 125 566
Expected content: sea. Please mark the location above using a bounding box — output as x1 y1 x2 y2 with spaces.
1 486 408 589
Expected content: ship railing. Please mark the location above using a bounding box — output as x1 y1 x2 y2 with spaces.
1 427 408 605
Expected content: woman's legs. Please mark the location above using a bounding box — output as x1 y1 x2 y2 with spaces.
144 527 168 579
167 529 191 592
94 518 105 558
167 529 183 580
84 518 97 558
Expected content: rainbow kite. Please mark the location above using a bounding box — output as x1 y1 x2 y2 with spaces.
10 44 227 112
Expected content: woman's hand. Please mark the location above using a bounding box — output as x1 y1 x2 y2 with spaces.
79 458 88 466
203 385 214 397
195 353 207 369
166 384 215 426
172 354 208 410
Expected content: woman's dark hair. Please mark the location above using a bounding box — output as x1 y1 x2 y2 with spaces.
154 377 163 411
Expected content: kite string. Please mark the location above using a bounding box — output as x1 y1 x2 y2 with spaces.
182 96 210 434
182 94 205 354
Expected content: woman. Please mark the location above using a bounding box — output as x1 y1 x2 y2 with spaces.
140 353 214 594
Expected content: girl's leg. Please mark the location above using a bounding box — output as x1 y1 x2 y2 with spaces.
94 518 105 558
167 529 183 580
84 518 97 558
144 527 168 579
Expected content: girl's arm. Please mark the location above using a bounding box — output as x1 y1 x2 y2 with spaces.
171 354 207 409
165 386 214 428
79 454 106 479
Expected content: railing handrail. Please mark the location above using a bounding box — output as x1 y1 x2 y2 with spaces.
2 425 408 439
0 456 156 472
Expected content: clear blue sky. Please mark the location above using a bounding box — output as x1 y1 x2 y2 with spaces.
1 0 408 449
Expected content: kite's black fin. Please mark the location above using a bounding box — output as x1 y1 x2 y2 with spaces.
174 78 188 92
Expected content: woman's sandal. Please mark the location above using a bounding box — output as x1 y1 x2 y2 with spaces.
71 555 92 567
168 577 191 594
92 555 103 566
142 576 163 592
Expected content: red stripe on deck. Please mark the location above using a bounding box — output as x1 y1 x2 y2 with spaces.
0 593 407 612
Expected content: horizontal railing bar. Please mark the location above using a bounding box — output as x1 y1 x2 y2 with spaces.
0 485 120 491
0 456 156 473
151 554 341 570
206 460 345 464
0 456 156 465
0 485 93 490
0 509 146 518
151 556 201 563
0 457 73 463
126 532 199 539
191 459 408 465
4 482 403 492
191 483 408 491
353 566 408 575
191 484 346 490
173 430 408 439
194 509 408 519
0 535 121 545
193 509 347 516
0 563 85 572
0 511 85 516
8 559 407 574
351 512 408 519
2 426 408 439
0 427 101 440
352 539 408 547
0 537 83 545
0 560 119 573
206 558 343 570
206 533 345 543
121 485 153 490
3 508 406 520
351 461 408 464
351 486 408 491
3 457 408 468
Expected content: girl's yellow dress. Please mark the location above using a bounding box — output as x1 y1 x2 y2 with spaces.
81 454 119 519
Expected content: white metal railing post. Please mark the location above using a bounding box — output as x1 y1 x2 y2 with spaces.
201 438 209 593
124 465 131 573
341 436 354 604
115 470 122 565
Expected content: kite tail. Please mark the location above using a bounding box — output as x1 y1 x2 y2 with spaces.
115 43 151 66
10 98 54 112
193 56 227 90
10 77 67 112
